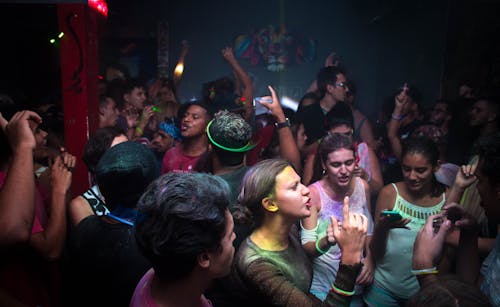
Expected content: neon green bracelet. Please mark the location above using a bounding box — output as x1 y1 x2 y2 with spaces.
315 238 330 254
331 284 355 296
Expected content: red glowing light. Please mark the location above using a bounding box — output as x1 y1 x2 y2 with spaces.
88 0 108 17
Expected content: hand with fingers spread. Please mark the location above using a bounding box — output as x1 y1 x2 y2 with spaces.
412 213 453 271
329 196 368 264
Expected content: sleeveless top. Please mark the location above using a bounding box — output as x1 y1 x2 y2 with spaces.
371 184 445 299
309 177 373 297
357 142 371 181
81 185 109 216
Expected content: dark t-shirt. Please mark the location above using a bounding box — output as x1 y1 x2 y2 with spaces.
66 216 150 307
294 103 328 145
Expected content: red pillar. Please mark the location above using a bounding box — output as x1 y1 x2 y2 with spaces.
57 4 102 196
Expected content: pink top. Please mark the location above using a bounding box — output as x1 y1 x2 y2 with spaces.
130 269 213 307
161 145 202 174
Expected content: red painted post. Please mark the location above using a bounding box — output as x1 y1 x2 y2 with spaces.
57 3 103 196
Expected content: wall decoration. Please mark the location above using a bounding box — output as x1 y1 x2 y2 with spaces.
234 24 316 72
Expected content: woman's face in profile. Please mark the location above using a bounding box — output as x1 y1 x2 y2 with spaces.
271 166 311 219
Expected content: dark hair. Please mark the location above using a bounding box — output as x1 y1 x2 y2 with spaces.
310 133 356 183
325 101 354 131
209 110 252 166
0 94 19 164
82 126 126 174
396 84 422 104
180 100 215 120
317 66 345 99
234 159 290 227
135 172 230 282
406 275 491 307
478 135 500 187
401 137 445 196
99 95 114 108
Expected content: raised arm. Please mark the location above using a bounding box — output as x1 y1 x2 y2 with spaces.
446 157 478 204
387 87 410 161
221 47 254 122
30 152 74 260
0 111 41 245
258 85 301 172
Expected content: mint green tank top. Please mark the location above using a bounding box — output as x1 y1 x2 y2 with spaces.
372 183 445 299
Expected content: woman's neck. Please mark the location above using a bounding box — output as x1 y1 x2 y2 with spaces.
322 176 354 201
251 217 292 251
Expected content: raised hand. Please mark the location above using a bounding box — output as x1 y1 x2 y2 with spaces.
453 156 479 190
3 110 42 152
413 212 453 270
258 85 286 121
330 196 368 264
51 152 75 195
221 46 236 62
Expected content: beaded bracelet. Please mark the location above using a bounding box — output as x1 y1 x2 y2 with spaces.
331 284 355 297
410 267 439 275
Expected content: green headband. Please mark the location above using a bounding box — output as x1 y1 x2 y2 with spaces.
206 120 256 153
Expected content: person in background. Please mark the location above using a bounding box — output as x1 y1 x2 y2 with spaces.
68 126 128 226
161 101 213 173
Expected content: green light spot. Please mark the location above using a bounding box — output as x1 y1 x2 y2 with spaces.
58 32 64 38
49 39 55 44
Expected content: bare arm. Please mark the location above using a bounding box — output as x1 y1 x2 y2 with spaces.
446 159 478 205
259 86 302 172
366 146 384 197
30 153 73 260
221 47 254 122
0 111 41 245
387 91 409 161
301 184 331 257
68 196 94 227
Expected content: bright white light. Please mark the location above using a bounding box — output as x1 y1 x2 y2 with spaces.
281 96 299 111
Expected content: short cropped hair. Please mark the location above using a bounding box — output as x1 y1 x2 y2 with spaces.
134 172 230 282
208 110 253 166
317 66 345 99
82 126 126 174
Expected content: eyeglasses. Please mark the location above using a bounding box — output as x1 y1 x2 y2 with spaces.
334 82 347 89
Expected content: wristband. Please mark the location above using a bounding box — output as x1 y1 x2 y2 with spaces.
274 118 290 129
135 127 144 135
315 238 331 254
391 113 403 121
331 284 355 297
410 267 438 275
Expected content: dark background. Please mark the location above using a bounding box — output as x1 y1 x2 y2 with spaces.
0 0 499 120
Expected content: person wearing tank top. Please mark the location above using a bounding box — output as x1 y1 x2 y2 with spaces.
301 133 374 306
364 137 447 306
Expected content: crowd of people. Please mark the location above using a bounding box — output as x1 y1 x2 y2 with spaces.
0 46 499 307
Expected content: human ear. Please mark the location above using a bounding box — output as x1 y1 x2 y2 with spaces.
197 252 210 269
262 197 279 213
